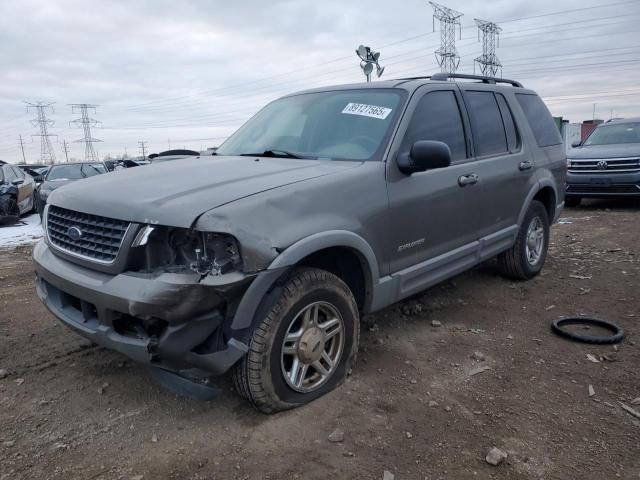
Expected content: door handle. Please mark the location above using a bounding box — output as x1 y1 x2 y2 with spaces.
458 173 479 186
519 160 533 171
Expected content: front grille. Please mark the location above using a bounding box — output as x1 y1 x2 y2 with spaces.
47 206 130 263
568 157 640 173
567 184 640 194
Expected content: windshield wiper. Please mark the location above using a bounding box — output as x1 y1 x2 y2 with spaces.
239 149 307 159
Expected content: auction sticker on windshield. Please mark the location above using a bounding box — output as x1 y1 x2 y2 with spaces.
342 103 392 120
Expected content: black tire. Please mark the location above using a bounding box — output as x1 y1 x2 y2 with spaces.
498 200 550 280
551 317 624 345
232 268 359 413
565 197 581 208
0 195 19 226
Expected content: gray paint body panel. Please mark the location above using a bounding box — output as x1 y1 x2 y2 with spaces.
34 77 566 376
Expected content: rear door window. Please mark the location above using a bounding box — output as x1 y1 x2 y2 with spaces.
400 90 467 162
464 91 508 157
495 94 520 152
516 94 562 147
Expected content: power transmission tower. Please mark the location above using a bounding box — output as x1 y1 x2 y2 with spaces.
138 141 148 159
429 2 463 74
474 19 502 77
25 101 57 164
18 135 27 163
62 140 70 162
70 104 102 161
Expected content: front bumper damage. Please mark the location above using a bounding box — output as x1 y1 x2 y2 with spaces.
33 240 265 377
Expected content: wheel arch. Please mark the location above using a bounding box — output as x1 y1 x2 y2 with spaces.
517 180 558 227
230 231 380 333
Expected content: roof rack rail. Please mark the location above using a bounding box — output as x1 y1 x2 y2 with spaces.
430 73 523 88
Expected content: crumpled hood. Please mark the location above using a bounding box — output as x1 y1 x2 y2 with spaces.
48 156 360 228
568 143 640 159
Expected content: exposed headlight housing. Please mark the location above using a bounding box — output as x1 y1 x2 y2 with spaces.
131 226 242 276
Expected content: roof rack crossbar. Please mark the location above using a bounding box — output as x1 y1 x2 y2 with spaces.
429 73 523 88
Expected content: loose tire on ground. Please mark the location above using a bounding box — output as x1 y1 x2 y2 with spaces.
232 268 359 413
498 200 550 280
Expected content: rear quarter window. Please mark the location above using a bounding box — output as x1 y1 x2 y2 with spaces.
516 94 562 147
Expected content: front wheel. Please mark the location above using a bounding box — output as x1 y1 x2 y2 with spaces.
498 200 550 280
233 268 359 413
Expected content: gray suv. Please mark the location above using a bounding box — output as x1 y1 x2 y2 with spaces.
566 117 640 206
33 73 566 412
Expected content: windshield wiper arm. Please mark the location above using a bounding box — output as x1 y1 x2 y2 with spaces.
239 149 305 159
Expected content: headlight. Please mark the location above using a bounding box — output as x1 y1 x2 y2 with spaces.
39 188 52 199
132 226 242 276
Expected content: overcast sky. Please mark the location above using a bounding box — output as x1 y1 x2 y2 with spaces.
1 0 639 162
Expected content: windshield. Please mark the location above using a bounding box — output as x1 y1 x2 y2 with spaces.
216 89 404 161
584 122 640 146
47 163 106 180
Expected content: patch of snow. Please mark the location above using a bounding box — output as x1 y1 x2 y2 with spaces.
0 214 44 248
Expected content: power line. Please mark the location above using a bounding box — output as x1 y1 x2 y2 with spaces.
70 104 102 162
25 101 57 164
112 1 638 111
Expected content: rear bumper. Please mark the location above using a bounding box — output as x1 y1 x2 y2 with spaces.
33 240 250 375
566 170 640 197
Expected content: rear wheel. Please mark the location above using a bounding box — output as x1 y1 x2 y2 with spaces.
233 268 359 413
565 197 581 208
498 200 550 280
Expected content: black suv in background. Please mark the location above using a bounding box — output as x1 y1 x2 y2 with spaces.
566 118 640 206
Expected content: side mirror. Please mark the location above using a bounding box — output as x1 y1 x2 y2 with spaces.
12 179 24 186
571 140 582 148
397 140 452 174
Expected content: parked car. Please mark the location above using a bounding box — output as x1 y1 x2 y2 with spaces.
33 74 565 412
103 159 142 171
16 164 49 185
0 160 37 225
36 162 107 214
566 117 640 206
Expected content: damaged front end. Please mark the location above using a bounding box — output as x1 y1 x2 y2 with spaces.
33 221 265 381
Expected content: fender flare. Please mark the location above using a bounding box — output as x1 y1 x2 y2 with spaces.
230 230 380 332
517 179 558 227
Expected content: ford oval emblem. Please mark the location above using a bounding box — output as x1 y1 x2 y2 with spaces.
67 226 83 241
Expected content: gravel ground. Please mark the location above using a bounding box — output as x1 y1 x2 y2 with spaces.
1 199 639 480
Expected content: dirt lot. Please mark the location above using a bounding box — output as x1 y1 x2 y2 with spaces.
1 200 639 480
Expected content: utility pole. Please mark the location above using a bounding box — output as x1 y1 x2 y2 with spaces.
138 141 148 160
62 140 70 162
474 18 502 77
429 2 463 74
70 104 102 162
25 101 57 164
18 135 27 163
